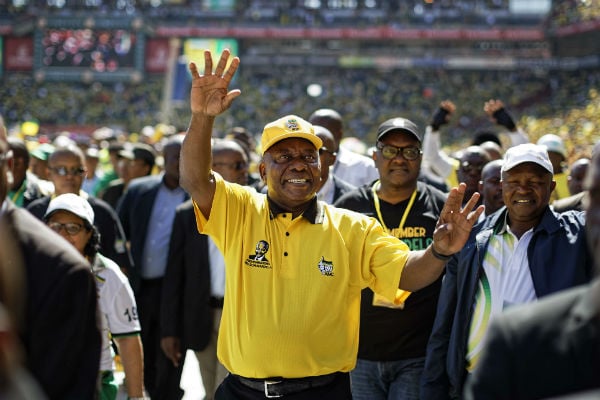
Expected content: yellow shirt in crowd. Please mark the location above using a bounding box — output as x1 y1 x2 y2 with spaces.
193 173 409 378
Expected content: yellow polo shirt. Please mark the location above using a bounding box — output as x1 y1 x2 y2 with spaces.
193 173 408 378
550 172 570 202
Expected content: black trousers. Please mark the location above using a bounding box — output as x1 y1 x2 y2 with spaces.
215 372 353 399
137 278 184 400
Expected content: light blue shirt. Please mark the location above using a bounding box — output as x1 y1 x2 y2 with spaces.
141 183 186 279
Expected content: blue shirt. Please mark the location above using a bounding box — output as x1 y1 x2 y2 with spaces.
141 183 186 278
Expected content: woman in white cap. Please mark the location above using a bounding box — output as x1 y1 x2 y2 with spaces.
43 193 147 400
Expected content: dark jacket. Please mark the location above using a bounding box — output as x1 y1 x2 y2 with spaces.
160 200 213 351
463 279 600 400
17 172 47 208
421 206 593 400
99 178 125 210
4 201 101 400
117 174 188 292
330 175 356 204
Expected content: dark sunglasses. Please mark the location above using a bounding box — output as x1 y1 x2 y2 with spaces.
376 143 422 161
50 166 86 177
48 222 86 236
212 161 248 171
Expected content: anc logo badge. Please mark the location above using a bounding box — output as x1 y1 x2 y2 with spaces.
286 119 300 131
317 256 334 276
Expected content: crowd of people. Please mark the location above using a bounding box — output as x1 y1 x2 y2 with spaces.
2 66 599 164
1 47 600 400
1 0 547 26
545 0 600 30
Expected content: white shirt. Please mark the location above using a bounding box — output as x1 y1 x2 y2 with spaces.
466 220 537 371
208 236 226 298
93 254 141 372
317 172 336 204
333 147 378 187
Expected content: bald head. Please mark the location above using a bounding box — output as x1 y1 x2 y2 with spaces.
568 157 590 195
212 138 249 186
308 109 343 148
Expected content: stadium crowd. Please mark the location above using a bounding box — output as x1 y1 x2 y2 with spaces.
2 2 600 399
1 66 599 163
2 47 600 399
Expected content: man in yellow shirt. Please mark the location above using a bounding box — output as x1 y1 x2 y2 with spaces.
180 49 484 399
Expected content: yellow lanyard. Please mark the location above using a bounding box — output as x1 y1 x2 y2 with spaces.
371 180 417 235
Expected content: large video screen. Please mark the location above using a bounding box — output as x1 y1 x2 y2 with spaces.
41 28 136 71
34 18 144 82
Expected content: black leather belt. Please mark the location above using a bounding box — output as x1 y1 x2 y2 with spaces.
209 296 224 308
233 373 338 398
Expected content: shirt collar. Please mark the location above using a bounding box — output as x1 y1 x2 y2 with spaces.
267 195 323 224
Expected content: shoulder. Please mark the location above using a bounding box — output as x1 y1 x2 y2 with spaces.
25 196 51 213
95 254 128 283
490 282 592 339
333 184 370 209
552 192 585 213
417 181 448 204
547 207 586 230
126 174 162 192
7 206 91 277
332 175 356 192
325 202 377 226
88 196 118 214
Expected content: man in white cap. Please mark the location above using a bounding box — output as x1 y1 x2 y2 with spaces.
421 142 594 400
464 141 600 400
180 49 484 399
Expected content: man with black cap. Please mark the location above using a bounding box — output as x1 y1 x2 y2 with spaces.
335 117 448 400
179 49 484 399
421 143 594 400
100 143 156 210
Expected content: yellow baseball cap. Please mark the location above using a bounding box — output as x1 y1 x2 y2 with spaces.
260 115 323 155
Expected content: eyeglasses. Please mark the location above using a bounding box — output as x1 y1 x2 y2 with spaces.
318 147 337 157
48 222 86 236
50 166 86 177
212 161 248 171
376 143 422 161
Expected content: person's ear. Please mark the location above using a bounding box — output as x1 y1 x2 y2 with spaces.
259 162 266 183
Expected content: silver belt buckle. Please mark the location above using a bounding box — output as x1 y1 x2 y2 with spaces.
264 380 283 398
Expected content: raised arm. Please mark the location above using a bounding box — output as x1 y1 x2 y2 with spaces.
180 49 241 218
400 183 483 291
422 100 457 180
484 98 529 146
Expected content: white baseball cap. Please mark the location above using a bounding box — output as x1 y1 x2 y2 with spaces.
537 134 567 159
44 193 95 226
501 143 554 175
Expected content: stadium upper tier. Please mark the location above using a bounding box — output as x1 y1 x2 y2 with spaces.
1 0 550 28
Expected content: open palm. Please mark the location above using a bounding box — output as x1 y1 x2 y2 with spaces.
189 49 241 117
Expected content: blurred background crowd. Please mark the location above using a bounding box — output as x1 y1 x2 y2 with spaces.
0 0 599 168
